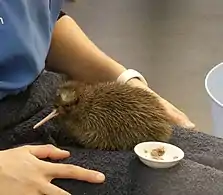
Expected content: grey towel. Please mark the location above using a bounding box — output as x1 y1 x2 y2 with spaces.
0 71 223 195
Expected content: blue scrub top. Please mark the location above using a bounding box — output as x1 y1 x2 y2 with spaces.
0 0 63 99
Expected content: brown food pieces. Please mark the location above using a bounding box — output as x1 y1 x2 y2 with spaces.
150 146 165 160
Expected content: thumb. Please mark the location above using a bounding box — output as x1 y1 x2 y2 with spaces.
22 144 70 160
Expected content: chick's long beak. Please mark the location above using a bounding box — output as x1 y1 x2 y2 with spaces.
33 109 59 129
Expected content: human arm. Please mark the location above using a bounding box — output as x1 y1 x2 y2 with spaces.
45 15 126 83
46 14 195 129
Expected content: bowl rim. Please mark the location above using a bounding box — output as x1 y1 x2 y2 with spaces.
134 141 185 163
205 61 223 107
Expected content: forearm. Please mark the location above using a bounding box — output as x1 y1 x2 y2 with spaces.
46 15 126 82
45 15 157 97
45 15 194 129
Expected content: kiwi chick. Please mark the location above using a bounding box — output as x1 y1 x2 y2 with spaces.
53 81 175 151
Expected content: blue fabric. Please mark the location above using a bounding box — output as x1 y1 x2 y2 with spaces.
0 0 63 99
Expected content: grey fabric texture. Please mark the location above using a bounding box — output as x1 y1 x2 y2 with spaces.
0 71 223 195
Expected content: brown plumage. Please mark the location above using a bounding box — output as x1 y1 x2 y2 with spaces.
52 80 175 151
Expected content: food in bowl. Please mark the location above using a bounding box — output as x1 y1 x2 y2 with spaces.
150 146 165 160
134 142 184 168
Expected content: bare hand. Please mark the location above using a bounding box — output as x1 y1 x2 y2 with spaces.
127 78 195 129
0 144 105 195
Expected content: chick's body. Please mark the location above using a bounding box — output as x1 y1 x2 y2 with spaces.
54 81 174 150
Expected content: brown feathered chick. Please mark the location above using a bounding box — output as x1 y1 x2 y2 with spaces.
53 81 175 150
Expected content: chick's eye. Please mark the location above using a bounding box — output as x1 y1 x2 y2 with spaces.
63 104 73 112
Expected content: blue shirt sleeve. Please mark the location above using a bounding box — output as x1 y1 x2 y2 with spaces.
0 0 63 99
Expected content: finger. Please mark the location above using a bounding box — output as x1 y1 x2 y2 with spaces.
162 101 195 128
172 114 195 128
23 145 70 160
44 162 105 183
42 183 71 195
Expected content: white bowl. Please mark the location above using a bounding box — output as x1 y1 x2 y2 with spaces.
134 141 184 169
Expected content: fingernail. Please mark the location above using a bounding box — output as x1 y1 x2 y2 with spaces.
185 123 195 129
96 173 105 181
58 148 68 152
59 149 70 154
63 150 70 154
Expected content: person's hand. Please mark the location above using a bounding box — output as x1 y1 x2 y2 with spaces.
127 78 195 129
0 144 105 195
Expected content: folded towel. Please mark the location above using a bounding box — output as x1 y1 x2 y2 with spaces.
0 71 223 195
